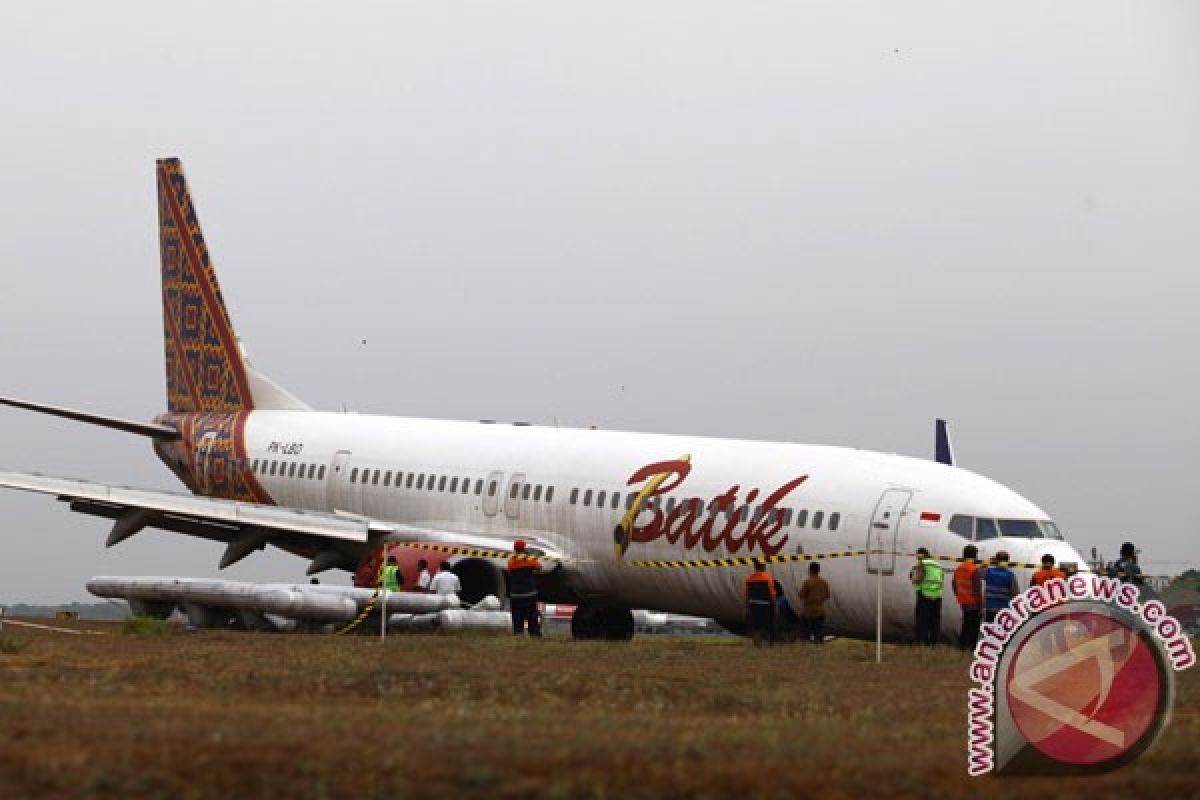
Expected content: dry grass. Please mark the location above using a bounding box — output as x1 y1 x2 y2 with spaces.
0 622 1196 799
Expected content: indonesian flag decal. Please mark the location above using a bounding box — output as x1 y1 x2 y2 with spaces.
919 511 942 527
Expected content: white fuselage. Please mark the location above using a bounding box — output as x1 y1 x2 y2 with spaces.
227 410 1086 638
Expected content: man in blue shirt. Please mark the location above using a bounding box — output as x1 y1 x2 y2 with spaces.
982 550 1019 624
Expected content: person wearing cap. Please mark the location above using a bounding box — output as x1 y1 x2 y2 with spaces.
507 540 543 636
743 560 777 646
1107 542 1145 586
911 547 944 646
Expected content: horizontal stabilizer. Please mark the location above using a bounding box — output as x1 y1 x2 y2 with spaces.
0 396 179 440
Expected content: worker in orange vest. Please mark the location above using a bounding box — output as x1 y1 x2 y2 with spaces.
1032 554 1066 587
507 540 543 636
1032 553 1068 652
952 544 983 651
744 560 778 646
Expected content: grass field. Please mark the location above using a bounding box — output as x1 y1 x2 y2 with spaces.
0 621 1196 799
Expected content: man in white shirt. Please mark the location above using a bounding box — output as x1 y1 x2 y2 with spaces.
428 562 462 597
416 559 433 592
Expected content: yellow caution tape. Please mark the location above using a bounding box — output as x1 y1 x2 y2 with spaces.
334 545 387 636
393 541 571 563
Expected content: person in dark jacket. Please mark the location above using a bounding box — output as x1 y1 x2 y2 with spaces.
507 539 542 636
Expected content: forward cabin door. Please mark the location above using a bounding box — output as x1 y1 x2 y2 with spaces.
326 450 358 513
482 470 504 517
866 488 912 576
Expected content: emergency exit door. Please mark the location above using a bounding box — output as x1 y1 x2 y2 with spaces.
866 489 912 575
326 450 360 513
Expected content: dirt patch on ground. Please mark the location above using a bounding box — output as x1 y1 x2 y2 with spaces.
0 625 1196 799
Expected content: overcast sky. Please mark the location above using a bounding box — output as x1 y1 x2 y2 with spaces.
1 2 1197 603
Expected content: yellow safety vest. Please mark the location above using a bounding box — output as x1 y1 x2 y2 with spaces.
382 564 402 591
918 558 944 599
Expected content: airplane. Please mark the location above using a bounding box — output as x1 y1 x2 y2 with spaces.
0 158 1088 640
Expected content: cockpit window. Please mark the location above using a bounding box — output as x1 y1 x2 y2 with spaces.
1040 521 1064 540
948 515 973 538
975 518 998 541
998 519 1044 539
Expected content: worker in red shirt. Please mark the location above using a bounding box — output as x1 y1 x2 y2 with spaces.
744 560 778 646
507 540 543 637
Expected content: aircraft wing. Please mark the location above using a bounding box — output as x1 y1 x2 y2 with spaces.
0 470 569 573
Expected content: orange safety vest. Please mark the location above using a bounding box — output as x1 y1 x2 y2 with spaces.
744 571 777 604
1032 568 1065 587
952 561 980 608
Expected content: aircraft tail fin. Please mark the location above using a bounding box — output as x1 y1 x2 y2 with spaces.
934 418 954 466
156 158 307 413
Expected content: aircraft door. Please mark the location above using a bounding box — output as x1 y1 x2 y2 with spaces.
866 489 912 575
195 432 219 495
482 470 504 517
327 450 360 513
503 472 526 520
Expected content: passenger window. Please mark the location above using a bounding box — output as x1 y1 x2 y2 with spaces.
522 484 531 501
546 487 555 502
626 493 636 510
438 476 447 492
597 490 606 507
318 465 326 480
570 488 579 505
429 475 438 491
406 473 414 489
372 470 380 486
251 459 259 472
583 489 593 506
349 467 357 482
416 474 424 490
611 492 620 510
462 477 470 494
383 470 392 487
740 506 749 522
829 512 840 531
752 506 763 523
948 515 974 538
308 464 316 480
285 463 294 478
510 482 520 499
533 485 542 502
394 472 403 488
783 508 793 526
812 511 824 529
796 509 808 528
475 479 484 495
449 477 458 493
976 518 999 540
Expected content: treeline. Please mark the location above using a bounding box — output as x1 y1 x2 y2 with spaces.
1 601 129 620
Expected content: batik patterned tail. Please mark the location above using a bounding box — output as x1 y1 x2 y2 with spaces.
157 158 254 413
